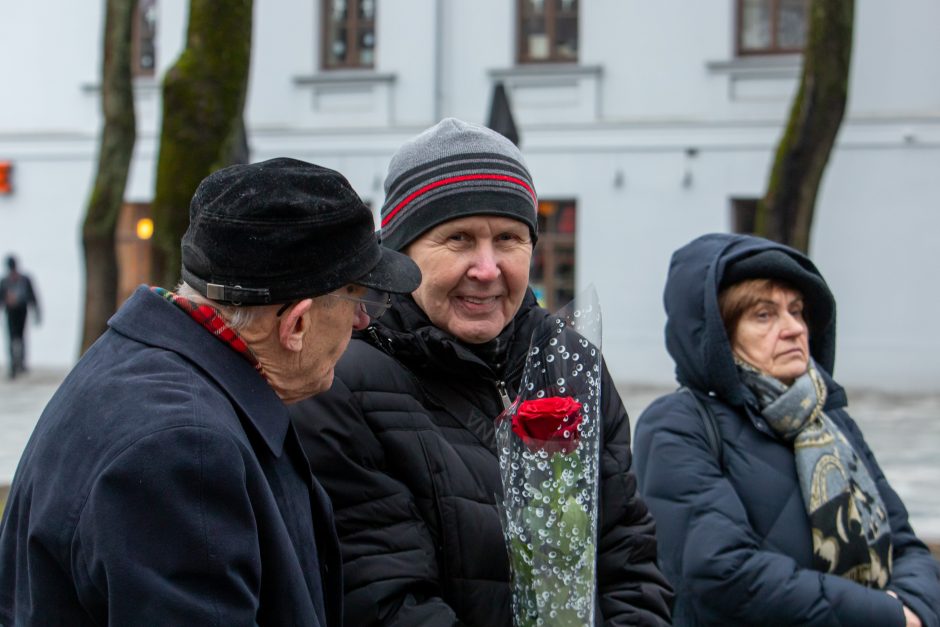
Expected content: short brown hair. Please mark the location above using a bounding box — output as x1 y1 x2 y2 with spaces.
718 278 804 340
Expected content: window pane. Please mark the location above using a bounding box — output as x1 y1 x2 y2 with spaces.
527 0 546 13
326 26 349 65
359 26 375 65
332 0 348 20
359 0 375 20
554 15 578 60
741 0 772 51
522 18 549 60
731 197 759 234
134 0 157 76
778 0 808 49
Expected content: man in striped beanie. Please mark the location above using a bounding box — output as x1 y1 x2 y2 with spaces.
380 117 539 251
290 117 675 625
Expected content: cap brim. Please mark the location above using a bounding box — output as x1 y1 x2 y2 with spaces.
354 246 421 294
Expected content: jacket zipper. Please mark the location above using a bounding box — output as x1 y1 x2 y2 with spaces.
366 325 392 355
495 380 513 411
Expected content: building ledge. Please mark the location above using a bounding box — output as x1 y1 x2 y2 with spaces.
80 77 161 94
706 54 802 79
489 63 603 81
293 70 396 87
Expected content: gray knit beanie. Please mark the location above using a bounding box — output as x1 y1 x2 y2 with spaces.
379 118 538 251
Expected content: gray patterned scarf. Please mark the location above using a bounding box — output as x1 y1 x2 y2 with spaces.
737 359 892 587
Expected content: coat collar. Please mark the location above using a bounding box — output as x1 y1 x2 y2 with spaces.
368 288 545 381
108 286 290 457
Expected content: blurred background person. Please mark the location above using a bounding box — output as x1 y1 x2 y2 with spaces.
635 232 940 626
0 255 41 379
290 118 673 626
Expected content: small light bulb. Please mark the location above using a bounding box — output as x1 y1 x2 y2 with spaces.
136 218 154 240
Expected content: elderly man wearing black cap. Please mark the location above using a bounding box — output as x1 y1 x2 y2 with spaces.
0 158 420 626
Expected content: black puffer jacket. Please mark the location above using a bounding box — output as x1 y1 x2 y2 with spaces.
291 290 673 626
634 233 940 626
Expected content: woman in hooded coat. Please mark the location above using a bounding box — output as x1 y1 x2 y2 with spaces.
634 232 940 626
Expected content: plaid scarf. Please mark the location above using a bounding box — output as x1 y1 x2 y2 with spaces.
738 359 892 588
151 287 266 380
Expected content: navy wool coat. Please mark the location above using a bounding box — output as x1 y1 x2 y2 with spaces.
634 234 940 626
0 286 343 626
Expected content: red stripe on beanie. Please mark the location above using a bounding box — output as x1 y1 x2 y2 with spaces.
381 173 536 228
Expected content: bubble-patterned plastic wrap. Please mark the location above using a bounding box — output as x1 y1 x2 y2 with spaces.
496 287 603 626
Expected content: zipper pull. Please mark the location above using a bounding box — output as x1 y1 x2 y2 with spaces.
366 325 393 354
496 380 513 411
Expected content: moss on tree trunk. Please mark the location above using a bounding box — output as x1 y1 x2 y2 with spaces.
150 0 253 288
80 0 137 354
755 0 854 253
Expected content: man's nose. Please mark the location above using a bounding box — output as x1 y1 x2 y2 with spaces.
352 304 370 330
466 245 500 281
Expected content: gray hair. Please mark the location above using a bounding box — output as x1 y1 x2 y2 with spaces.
175 282 270 332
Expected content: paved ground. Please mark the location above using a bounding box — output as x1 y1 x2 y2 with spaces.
2 370 939 548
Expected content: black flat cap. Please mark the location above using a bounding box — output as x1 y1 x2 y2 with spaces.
181 157 421 305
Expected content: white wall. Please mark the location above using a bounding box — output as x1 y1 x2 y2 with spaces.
1 0 939 392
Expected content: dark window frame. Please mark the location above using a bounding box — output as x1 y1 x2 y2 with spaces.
517 0 579 65
735 0 810 56
321 0 376 70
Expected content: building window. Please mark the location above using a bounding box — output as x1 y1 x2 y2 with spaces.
530 199 576 311
517 0 578 64
730 197 759 234
322 0 376 69
737 0 809 56
132 0 157 77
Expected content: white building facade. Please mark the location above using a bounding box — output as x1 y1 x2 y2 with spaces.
1 1 939 391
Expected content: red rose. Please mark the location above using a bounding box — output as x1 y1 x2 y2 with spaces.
511 396 583 454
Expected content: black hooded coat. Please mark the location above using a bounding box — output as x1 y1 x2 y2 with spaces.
290 289 674 626
634 233 940 626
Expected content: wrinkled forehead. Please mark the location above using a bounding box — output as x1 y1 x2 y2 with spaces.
720 278 808 333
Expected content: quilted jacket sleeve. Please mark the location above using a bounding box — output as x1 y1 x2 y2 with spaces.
291 360 458 627
596 364 674 626
634 393 911 627
838 410 940 627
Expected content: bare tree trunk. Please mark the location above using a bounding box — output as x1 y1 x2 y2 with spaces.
755 0 854 253
150 0 253 288
80 0 137 354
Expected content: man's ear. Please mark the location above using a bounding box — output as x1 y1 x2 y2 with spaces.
278 299 314 352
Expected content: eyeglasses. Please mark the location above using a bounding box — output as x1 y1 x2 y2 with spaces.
327 288 391 319
276 287 391 319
